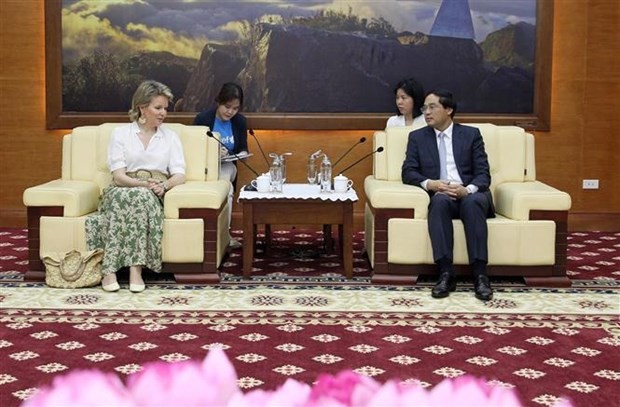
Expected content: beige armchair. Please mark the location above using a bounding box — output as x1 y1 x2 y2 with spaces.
364 124 572 287
23 123 230 284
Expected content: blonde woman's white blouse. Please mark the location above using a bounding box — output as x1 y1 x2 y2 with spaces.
108 122 186 175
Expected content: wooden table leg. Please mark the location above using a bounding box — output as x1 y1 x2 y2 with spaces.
242 202 254 279
342 203 353 279
323 224 333 253
265 224 272 256
252 224 258 255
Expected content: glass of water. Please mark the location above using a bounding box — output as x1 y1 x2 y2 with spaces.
269 165 283 192
307 161 318 184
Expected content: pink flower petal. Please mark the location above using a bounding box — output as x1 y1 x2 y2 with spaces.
201 348 242 403
308 371 380 406
234 379 311 406
24 370 133 407
365 380 407 406
270 379 312 406
308 371 364 405
127 350 242 406
129 361 212 405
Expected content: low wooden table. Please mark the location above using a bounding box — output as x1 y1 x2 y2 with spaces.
239 184 358 279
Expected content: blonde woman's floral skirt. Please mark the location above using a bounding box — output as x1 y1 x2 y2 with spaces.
86 186 163 276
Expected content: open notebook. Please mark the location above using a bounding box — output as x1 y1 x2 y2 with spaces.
221 152 253 162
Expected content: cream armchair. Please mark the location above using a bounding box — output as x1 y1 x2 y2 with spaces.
23 123 230 284
364 124 572 287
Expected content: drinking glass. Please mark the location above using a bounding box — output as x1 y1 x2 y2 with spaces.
281 159 287 184
269 165 283 192
307 162 318 184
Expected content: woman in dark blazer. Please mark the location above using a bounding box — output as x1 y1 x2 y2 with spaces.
193 82 248 248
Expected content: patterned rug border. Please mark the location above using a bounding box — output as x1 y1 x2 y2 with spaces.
3 274 619 290
2 308 619 331
1 280 619 293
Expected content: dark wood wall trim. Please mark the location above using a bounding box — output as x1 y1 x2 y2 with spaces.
568 212 620 232
6 209 620 232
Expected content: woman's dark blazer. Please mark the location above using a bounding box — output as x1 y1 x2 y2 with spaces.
193 108 248 154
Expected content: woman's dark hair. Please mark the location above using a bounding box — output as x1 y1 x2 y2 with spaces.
394 78 425 118
215 82 244 108
427 89 457 118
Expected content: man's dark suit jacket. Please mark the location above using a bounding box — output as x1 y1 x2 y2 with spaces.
401 123 495 217
193 108 248 154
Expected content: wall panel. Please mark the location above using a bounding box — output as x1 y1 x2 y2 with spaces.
1 0 618 230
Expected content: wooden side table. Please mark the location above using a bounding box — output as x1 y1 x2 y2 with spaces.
239 184 357 279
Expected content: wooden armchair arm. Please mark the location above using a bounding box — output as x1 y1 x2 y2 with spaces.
494 181 571 220
163 180 230 219
23 180 100 217
364 176 429 218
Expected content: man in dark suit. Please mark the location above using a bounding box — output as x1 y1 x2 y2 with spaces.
402 90 494 301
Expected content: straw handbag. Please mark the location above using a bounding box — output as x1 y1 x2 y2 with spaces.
42 249 104 288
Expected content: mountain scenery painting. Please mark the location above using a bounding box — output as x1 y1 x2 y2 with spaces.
60 0 538 115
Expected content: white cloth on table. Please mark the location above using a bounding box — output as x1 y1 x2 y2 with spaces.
239 183 358 202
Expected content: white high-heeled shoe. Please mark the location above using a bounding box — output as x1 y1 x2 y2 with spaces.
129 283 146 293
101 280 120 292
102 282 120 292
129 266 145 293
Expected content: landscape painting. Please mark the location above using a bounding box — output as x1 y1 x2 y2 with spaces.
47 0 551 130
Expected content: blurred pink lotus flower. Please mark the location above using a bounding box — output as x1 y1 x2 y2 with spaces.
22 348 573 407
127 347 241 406
307 370 380 406
230 378 311 406
23 370 133 406
406 376 522 407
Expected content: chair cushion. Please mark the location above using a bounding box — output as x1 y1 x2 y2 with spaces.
387 217 557 265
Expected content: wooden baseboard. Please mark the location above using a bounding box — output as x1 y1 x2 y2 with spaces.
232 211 619 233
0 208 26 228
568 212 620 232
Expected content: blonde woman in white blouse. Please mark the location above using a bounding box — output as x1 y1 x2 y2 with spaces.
86 81 186 293
386 77 426 128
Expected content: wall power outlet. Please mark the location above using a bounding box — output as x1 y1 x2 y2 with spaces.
582 179 599 189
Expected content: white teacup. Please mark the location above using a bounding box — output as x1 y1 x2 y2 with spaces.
251 174 270 193
333 174 353 193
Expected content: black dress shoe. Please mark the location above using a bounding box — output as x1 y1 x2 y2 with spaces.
474 275 493 301
432 273 457 298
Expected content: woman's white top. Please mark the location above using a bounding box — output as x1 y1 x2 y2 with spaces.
108 122 186 175
385 114 426 128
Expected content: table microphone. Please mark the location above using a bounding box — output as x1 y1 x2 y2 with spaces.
248 129 270 170
332 137 367 168
337 146 384 175
206 131 260 191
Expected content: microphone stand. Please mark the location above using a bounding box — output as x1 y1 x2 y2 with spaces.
248 129 270 171
332 137 367 169
207 131 260 190
337 146 384 175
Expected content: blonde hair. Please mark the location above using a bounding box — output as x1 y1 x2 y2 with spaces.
128 80 174 122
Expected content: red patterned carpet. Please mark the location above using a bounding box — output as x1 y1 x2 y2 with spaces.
0 229 619 406
1 229 619 283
